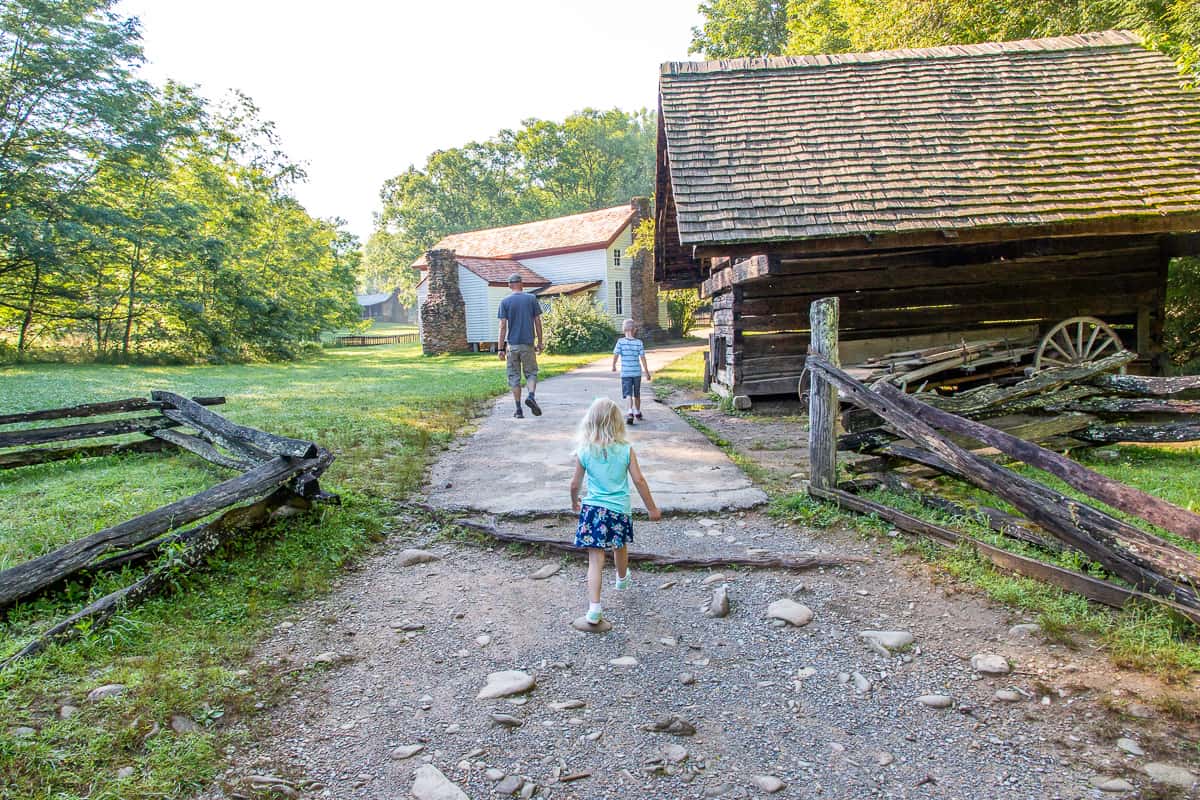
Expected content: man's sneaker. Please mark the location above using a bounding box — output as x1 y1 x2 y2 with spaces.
626 413 635 425
525 396 542 416
615 573 632 591
635 412 644 420
513 408 524 419
584 609 603 625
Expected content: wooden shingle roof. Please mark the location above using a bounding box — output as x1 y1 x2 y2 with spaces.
657 30 1200 267
412 204 636 268
454 256 550 287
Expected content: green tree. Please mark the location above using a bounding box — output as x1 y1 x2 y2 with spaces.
690 0 792 57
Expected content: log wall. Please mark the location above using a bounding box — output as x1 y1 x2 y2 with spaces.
706 234 1173 397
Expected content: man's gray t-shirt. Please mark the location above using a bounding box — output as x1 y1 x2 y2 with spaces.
497 292 542 345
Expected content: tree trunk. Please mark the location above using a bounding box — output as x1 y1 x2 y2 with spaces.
16 262 40 356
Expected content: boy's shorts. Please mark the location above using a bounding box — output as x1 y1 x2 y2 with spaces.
506 344 538 388
621 376 641 398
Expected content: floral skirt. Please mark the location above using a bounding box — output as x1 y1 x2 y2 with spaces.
574 504 634 550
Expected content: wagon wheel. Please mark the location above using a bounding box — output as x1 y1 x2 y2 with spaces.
1033 316 1124 372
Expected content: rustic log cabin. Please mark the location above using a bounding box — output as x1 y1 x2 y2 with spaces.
654 31 1200 402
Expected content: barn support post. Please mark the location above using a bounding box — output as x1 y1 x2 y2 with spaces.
807 297 839 490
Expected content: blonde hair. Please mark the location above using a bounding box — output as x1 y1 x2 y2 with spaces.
622 319 636 333
576 397 628 453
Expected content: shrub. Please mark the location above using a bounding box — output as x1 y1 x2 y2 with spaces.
543 295 618 354
663 288 703 337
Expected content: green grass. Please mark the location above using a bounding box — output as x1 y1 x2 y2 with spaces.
651 349 706 394
0 343 601 799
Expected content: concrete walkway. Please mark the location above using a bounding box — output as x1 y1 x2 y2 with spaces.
426 344 767 515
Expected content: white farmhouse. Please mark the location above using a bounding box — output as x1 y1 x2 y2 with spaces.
413 199 663 351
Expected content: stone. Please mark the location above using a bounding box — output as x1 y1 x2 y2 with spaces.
796 667 816 680
529 563 561 580
659 581 677 590
10 726 35 738
851 671 871 694
58 705 79 720
1116 737 1144 756
390 744 425 760
876 751 894 767
1091 776 1136 792
411 764 469 800
1008 623 1041 639
1144 762 1196 789
313 651 339 664
662 743 689 763
970 654 1011 675
490 713 523 728
994 689 1022 703
1127 703 1155 719
609 656 638 667
549 699 586 710
644 714 696 736
732 395 752 411
860 630 914 652
519 782 536 799
702 573 726 586
485 769 505 781
752 775 786 793
398 548 440 567
420 249 469 355
679 672 696 685
116 766 134 780
707 585 730 618
917 694 953 709
767 599 813 627
86 684 125 703
496 774 524 794
571 616 612 633
475 634 492 646
169 714 199 733
477 670 535 700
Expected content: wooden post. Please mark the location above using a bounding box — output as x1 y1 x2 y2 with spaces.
807 297 839 490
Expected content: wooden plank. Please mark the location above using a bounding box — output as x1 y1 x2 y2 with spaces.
0 438 170 470
880 385 1200 544
808 298 839 490
0 416 178 448
1088 373 1200 396
150 429 256 471
0 396 225 426
807 355 1200 606
1048 397 1200 415
1076 421 1200 444
0 454 316 608
152 391 317 459
810 486 1200 626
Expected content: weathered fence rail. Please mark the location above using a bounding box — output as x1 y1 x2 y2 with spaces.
804 296 1200 626
334 333 419 347
0 392 337 667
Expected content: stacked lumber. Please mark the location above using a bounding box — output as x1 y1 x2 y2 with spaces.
846 337 1037 392
0 393 337 667
841 351 1200 476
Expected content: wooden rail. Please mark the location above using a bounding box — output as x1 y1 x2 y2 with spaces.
334 333 419 347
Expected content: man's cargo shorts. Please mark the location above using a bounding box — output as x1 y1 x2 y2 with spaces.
506 344 539 388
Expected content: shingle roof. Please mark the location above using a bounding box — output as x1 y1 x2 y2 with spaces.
355 292 393 306
534 280 602 297
455 256 550 287
658 30 1200 250
412 204 636 267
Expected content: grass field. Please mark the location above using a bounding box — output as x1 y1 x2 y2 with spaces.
0 344 602 799
657 352 1200 680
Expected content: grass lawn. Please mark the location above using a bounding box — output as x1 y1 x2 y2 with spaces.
0 343 602 800
656 355 1200 680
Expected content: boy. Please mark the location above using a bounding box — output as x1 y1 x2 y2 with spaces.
612 319 652 425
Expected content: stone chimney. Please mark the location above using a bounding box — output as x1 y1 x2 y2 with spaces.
627 196 661 336
420 249 468 355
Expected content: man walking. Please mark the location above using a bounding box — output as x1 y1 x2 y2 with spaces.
497 273 543 419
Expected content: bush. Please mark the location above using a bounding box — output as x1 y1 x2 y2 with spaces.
1166 256 1200 369
543 295 618 354
663 288 703 337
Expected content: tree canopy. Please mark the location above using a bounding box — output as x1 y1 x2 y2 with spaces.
690 1 1199 82
0 0 359 362
364 109 655 298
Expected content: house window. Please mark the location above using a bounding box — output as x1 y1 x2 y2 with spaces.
615 281 623 315
613 249 621 266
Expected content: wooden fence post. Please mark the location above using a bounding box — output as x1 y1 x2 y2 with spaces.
807 297 839 490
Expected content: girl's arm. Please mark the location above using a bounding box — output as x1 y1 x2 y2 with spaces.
628 448 661 520
570 456 585 512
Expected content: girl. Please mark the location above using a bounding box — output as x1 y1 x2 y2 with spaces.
569 397 661 626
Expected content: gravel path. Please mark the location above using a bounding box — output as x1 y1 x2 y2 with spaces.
196 509 1194 799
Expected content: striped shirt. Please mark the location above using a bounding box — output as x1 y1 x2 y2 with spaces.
613 337 645 377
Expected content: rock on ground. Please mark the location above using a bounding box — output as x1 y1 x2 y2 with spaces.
411 764 469 800
970 654 1011 675
753 775 786 793
477 670 536 700
766 599 813 627
1144 762 1197 789
397 549 440 567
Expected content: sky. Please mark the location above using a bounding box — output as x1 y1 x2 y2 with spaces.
117 0 704 242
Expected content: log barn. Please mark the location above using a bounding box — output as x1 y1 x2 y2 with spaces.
654 31 1200 401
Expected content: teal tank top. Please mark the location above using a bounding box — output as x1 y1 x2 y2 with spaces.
578 442 632 515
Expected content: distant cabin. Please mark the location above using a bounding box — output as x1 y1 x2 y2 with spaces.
355 289 412 323
413 200 665 350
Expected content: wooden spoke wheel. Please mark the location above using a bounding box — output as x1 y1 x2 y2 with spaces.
1034 316 1123 372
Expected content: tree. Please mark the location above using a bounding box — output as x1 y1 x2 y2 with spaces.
690 0 791 58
